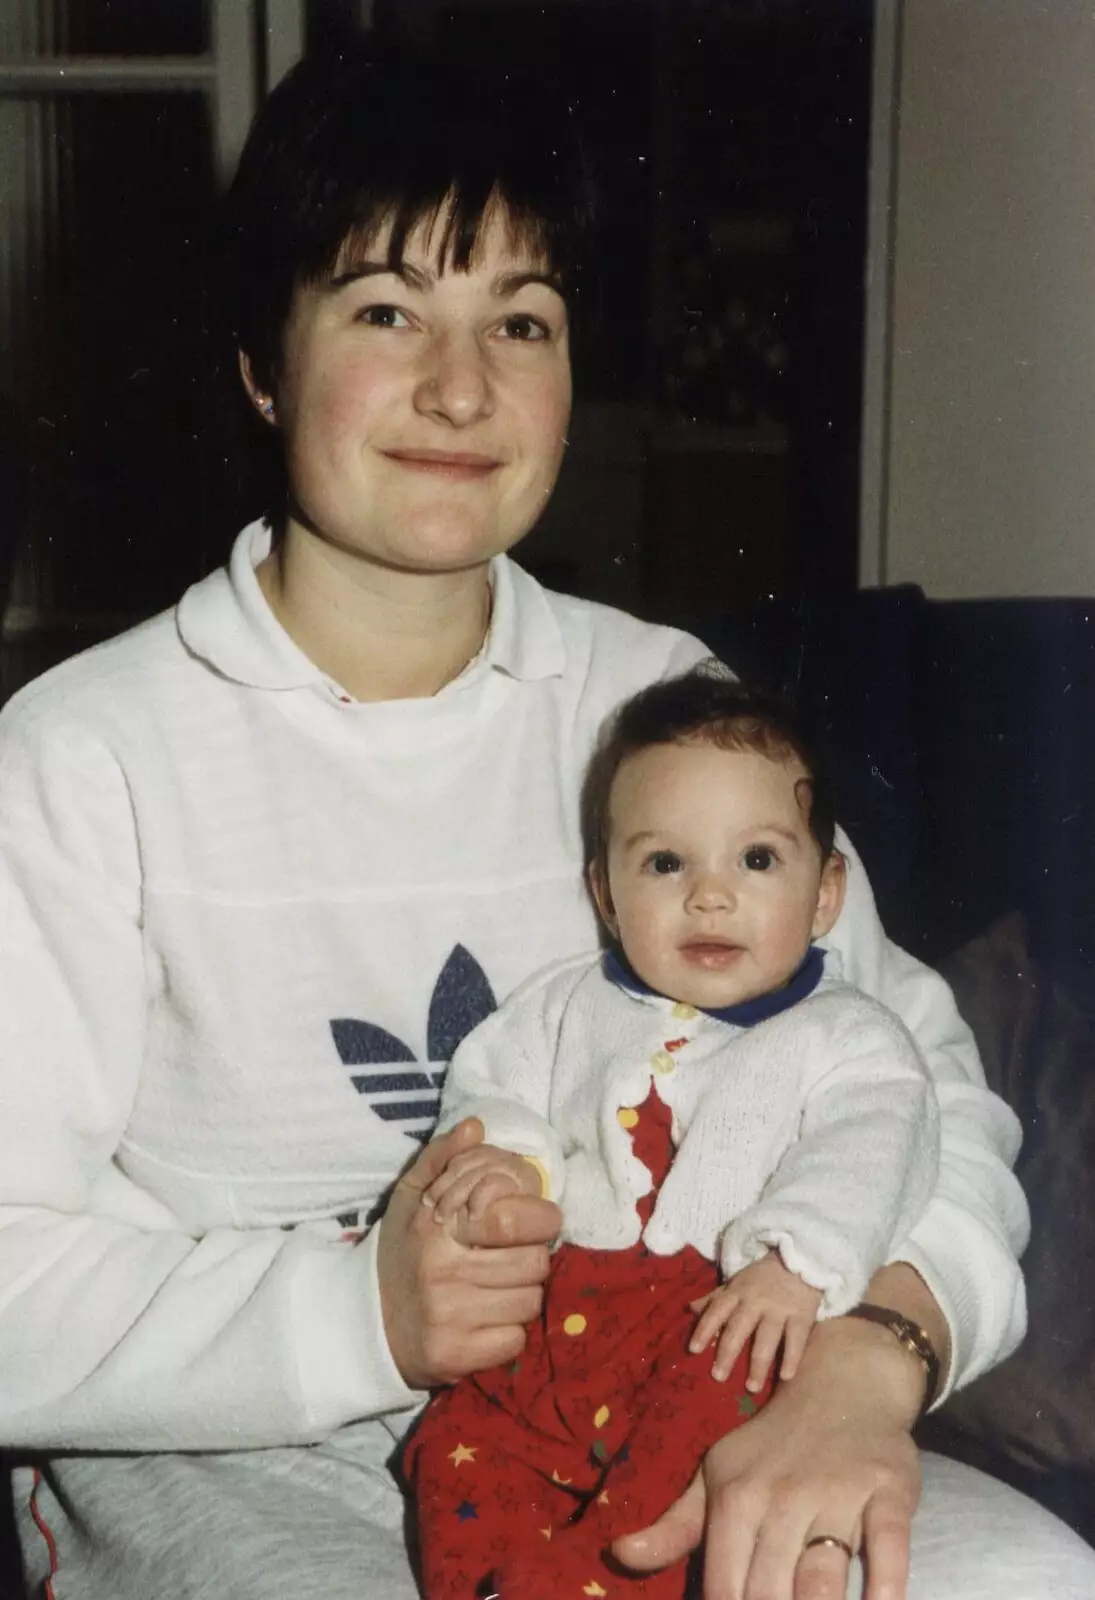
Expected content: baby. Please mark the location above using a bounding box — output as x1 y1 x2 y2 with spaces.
403 672 939 1600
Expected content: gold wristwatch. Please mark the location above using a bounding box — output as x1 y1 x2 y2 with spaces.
845 1302 942 1417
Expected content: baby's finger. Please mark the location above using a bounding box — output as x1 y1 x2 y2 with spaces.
421 1161 472 1209
689 1293 736 1354
433 1172 482 1221
745 1314 784 1392
466 1170 522 1221
710 1309 755 1382
420 1174 451 1208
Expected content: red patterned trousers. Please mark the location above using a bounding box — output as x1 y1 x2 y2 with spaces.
402 1087 771 1598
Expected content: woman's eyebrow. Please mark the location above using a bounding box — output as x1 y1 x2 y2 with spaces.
326 261 563 298
492 269 565 299
328 260 432 292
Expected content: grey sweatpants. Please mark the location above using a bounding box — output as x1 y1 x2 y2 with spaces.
14 1429 1095 1598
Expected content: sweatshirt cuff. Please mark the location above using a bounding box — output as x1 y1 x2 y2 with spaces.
291 1223 425 1431
886 1238 962 1407
888 1204 1025 1406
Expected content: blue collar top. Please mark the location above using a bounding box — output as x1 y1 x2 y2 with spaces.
604 944 825 1028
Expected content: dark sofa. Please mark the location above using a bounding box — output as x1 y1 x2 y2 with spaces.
696 586 1095 1547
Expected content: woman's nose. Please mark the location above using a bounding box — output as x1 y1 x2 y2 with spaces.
414 330 495 427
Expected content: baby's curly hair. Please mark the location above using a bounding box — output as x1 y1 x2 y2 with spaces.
582 669 836 873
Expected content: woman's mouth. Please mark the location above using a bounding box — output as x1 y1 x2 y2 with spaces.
382 449 500 481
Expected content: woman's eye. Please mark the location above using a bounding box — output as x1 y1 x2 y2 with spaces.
355 304 410 329
499 313 550 342
743 845 777 872
645 851 683 876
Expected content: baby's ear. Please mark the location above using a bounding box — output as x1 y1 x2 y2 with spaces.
588 860 618 938
811 849 847 940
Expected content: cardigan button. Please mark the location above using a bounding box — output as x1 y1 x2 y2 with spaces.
672 1002 697 1021
651 1050 675 1074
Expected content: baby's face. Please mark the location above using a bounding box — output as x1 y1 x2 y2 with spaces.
594 741 844 1010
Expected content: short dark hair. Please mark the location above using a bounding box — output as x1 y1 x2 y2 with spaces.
219 37 596 394
583 670 837 870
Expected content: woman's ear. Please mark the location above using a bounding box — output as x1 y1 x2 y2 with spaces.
811 849 847 940
238 350 278 425
588 859 618 938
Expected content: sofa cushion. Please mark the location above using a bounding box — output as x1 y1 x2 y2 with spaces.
922 913 1095 1542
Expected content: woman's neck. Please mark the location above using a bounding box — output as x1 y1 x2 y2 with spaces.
255 527 493 703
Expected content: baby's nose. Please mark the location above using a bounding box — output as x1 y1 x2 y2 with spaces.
687 873 735 909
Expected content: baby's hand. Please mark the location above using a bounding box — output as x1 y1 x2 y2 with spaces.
421 1144 545 1224
689 1252 824 1392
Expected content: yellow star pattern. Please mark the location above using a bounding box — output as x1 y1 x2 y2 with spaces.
593 1405 611 1428
598 1490 610 1506
551 1469 574 1485
583 1584 608 1596
539 1527 553 1541
447 1443 477 1467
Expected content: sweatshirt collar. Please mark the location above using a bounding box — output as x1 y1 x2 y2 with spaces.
175 519 566 693
604 945 825 1027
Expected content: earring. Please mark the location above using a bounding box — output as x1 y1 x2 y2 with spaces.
258 398 276 421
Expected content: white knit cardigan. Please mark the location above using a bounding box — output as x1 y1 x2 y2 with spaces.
437 954 941 1316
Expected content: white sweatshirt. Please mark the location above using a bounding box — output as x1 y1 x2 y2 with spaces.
437 955 941 1318
0 521 1027 1453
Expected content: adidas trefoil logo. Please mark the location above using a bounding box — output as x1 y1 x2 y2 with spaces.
330 944 497 1143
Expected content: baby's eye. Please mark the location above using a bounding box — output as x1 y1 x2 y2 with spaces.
355 304 411 328
644 850 683 876
742 845 777 872
499 312 550 342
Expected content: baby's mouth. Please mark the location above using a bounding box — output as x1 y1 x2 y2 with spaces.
679 939 744 970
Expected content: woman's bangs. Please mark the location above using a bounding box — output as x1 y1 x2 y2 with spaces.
327 184 564 287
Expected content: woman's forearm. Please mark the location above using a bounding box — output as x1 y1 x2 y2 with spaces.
803 1261 952 1428
865 1261 952 1383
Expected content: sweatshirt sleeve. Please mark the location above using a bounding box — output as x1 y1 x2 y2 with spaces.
435 969 571 1200
820 829 1029 1399
719 1001 940 1318
0 701 419 1452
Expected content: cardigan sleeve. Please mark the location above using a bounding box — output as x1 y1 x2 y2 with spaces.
0 699 419 1452
719 998 941 1319
820 829 1028 1399
434 963 580 1200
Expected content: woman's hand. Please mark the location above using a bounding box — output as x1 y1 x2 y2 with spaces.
421 1141 545 1223
376 1118 562 1390
613 1300 931 1600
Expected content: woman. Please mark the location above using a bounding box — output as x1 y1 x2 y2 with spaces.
2 39 1092 1600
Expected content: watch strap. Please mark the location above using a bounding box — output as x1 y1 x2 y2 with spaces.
845 1301 942 1418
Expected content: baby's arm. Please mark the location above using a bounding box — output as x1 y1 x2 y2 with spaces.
720 996 941 1320
425 959 589 1222
690 1253 823 1392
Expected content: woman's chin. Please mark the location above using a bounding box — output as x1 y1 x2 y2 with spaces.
373 514 523 575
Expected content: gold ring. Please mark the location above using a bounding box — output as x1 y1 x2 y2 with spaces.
804 1534 855 1560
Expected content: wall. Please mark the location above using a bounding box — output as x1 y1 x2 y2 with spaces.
881 0 1095 597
